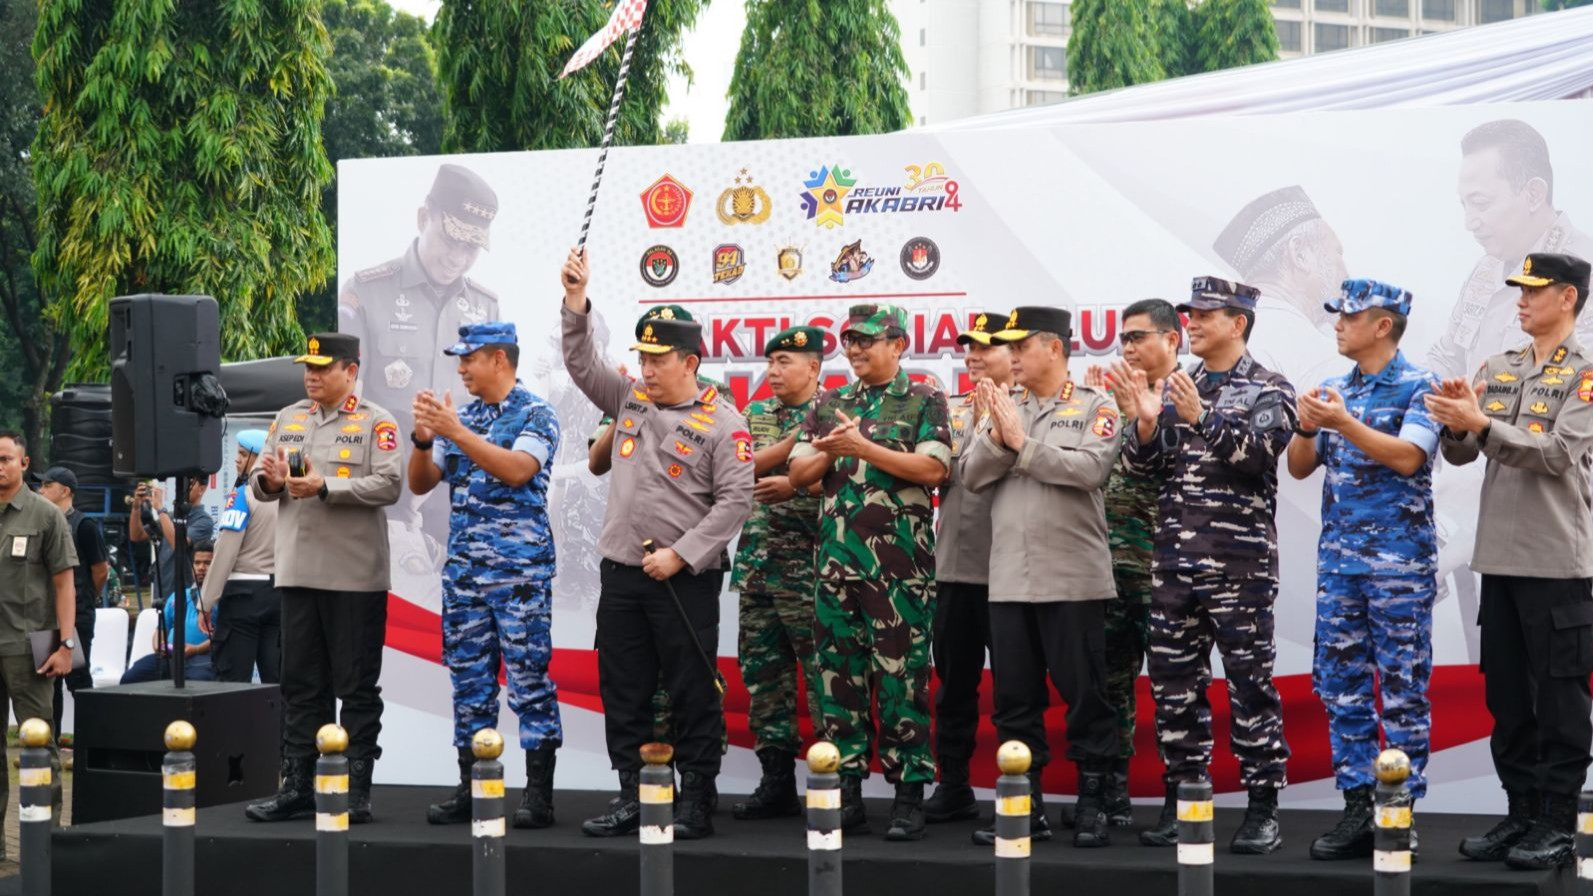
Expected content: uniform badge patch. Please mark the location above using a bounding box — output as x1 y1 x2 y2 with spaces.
284 424 305 432
1485 400 1506 412
348 414 368 421
668 463 684 478
374 421 398 451
619 437 637 458
336 466 351 478
1494 371 1519 383
341 424 362 433
1530 401 1550 415
1091 409 1116 438
1580 374 1593 403
675 440 694 457
732 429 754 462
1544 377 1565 386
1528 422 1546 433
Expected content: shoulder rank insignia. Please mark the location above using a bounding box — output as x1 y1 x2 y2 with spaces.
341 394 360 413
354 260 401 283
1552 346 1569 365
1060 381 1075 402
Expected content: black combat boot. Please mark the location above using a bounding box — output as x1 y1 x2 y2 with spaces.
971 767 1053 845
245 756 316 822
732 748 801 820
885 782 926 841
1505 792 1577 870
1460 788 1536 861
348 757 375 824
674 771 716 840
1073 764 1111 848
513 745 556 829
1309 785 1374 860
1139 782 1179 847
923 760 980 823
839 775 870 834
1230 785 1282 855
581 769 641 837
1104 758 1134 827
426 747 475 825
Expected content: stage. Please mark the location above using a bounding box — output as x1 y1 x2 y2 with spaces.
50 786 1575 895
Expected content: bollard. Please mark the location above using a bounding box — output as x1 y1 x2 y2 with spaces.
163 721 198 896
806 742 843 896
994 741 1032 896
315 724 351 896
1372 749 1413 896
1176 781 1215 896
639 743 675 896
471 729 507 896
1578 791 1593 889
18 718 52 896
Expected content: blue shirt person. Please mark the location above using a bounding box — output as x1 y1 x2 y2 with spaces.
121 545 217 684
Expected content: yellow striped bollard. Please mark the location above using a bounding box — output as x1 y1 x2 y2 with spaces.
163 721 198 896
994 741 1032 896
805 742 843 896
639 743 675 896
1177 782 1214 896
472 729 507 896
1578 790 1593 890
18 718 53 896
315 724 351 896
1373 750 1413 896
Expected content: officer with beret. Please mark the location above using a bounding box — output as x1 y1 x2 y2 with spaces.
1118 277 1297 854
1284 280 1440 860
1428 253 1593 870
728 325 826 821
198 428 282 684
408 321 564 830
246 332 402 825
339 163 502 565
561 250 754 841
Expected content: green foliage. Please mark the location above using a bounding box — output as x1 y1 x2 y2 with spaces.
1542 0 1593 9
1152 0 1197 79
436 0 709 153
32 0 336 380
663 116 689 145
1066 0 1167 96
1193 0 1279 74
723 0 911 141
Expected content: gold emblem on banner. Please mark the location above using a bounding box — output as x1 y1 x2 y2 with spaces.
716 169 772 225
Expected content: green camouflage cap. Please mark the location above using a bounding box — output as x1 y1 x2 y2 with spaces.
636 304 696 339
842 303 908 337
764 325 825 356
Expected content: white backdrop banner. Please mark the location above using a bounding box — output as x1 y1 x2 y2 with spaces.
336 100 1593 811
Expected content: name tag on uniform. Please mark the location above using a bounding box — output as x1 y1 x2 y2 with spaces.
10 536 26 558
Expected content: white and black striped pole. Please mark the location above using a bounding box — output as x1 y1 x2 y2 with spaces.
639 742 675 896
472 729 507 896
1177 782 1215 896
994 741 1033 896
1577 790 1593 891
805 742 843 896
18 718 53 896
163 721 198 896
575 26 642 251
315 724 351 896
1372 749 1413 896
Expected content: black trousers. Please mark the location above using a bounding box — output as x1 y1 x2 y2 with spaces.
280 587 387 761
596 559 724 777
1480 574 1593 797
52 609 95 736
989 600 1118 768
212 579 283 684
931 580 991 774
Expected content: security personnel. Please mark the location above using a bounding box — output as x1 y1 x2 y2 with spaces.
728 325 826 821
199 429 282 683
560 249 754 841
339 163 501 559
1285 280 1439 861
1119 277 1297 854
245 333 402 825
1428 252 1593 870
409 321 564 829
962 306 1121 848
924 311 1009 826
788 303 952 842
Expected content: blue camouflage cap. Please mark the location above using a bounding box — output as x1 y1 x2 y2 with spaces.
1325 279 1413 316
444 321 518 356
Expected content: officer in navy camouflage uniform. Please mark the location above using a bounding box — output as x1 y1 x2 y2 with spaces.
1120 277 1297 854
1285 280 1439 860
406 321 563 830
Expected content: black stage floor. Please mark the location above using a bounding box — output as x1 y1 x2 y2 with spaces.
49 786 1577 896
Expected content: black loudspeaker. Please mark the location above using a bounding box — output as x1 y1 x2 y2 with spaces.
49 383 137 513
109 294 229 478
72 681 282 825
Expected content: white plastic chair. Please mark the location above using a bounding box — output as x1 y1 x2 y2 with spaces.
90 607 130 687
126 607 160 669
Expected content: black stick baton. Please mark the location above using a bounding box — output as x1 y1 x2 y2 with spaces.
642 539 727 696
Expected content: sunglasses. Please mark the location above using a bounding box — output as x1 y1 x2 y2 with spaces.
1118 328 1172 346
841 333 882 350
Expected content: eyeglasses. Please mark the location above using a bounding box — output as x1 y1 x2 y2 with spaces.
1119 328 1171 346
840 333 879 350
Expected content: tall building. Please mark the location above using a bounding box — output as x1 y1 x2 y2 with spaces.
896 0 1540 127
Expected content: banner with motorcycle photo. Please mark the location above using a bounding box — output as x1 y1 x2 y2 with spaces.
337 100 1593 811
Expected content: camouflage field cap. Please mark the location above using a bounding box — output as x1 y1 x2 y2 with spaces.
1325 279 1413 316
841 303 908 337
1178 276 1261 313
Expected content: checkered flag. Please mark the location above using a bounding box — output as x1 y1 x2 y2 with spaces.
560 0 649 79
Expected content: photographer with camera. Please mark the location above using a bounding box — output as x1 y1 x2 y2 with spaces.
128 474 213 605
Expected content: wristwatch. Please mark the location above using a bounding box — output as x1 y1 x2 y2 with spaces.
61 638 76 652
411 433 435 451
317 483 330 501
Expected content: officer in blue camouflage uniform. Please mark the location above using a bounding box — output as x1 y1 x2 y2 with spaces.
406 321 564 830
1284 280 1439 860
1119 276 1297 854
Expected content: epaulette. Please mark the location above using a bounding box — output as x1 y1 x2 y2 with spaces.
465 277 499 302
354 260 401 283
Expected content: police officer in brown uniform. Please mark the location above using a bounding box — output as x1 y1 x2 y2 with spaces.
560 250 755 841
1428 252 1593 870
245 333 403 825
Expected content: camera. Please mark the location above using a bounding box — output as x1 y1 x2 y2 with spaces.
287 447 306 478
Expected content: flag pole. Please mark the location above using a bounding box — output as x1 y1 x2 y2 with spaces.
577 26 642 250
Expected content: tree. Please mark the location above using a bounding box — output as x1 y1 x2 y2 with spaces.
0 0 66 453
435 0 709 153
1065 0 1167 96
32 0 336 380
1192 0 1279 74
663 116 690 145
1152 0 1197 80
723 0 911 141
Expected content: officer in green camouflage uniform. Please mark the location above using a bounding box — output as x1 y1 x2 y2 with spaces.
789 304 952 843
729 326 826 820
